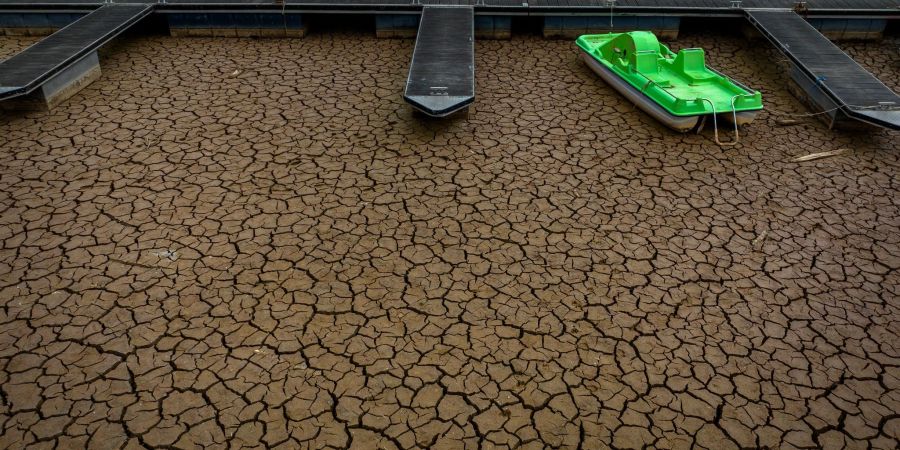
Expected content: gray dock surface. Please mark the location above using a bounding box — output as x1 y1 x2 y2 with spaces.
0 3 153 100
746 9 900 129
1 1 898 17
404 6 474 117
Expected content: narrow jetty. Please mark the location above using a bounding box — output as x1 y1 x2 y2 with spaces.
404 6 474 117
0 3 153 109
746 9 900 129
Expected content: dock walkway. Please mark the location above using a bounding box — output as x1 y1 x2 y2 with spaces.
0 3 153 105
746 9 900 129
0 1 899 18
404 6 474 117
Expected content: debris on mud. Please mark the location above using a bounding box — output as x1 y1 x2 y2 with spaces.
752 230 768 248
793 148 849 162
152 249 179 261
774 118 803 126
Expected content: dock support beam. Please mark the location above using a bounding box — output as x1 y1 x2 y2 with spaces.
0 12 85 36
543 16 680 40
377 14 510 40
807 18 886 40
375 14 418 38
0 3 153 111
167 13 306 38
743 18 887 41
1 51 100 111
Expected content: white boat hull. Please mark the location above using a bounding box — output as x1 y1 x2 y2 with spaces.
722 110 759 126
582 51 698 132
582 51 760 131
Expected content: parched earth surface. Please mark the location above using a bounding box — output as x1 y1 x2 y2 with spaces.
0 28 898 450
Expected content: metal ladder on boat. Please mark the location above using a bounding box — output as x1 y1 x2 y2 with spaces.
697 93 757 147
638 69 754 147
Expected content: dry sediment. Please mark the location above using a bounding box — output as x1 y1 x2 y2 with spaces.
0 31 898 449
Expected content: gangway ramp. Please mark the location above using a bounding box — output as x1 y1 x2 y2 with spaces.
0 3 153 109
403 6 474 117
745 9 900 130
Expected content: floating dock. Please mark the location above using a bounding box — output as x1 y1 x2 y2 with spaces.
0 0 898 124
404 6 474 117
746 9 900 129
1 1 899 17
0 3 152 109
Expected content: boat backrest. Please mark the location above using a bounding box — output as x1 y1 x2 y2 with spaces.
672 48 714 82
633 50 659 75
673 48 705 71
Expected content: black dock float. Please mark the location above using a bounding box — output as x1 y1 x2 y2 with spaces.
404 6 474 118
1 1 900 18
0 3 153 109
746 9 900 130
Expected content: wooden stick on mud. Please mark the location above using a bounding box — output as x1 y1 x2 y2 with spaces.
793 148 849 162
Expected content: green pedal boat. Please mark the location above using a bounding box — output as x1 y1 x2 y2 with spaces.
577 31 763 134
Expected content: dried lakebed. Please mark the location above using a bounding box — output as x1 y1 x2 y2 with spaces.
0 32 898 449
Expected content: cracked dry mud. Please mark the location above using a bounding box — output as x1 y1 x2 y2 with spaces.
0 30 898 449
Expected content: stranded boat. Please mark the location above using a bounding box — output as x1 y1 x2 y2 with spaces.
576 31 763 137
